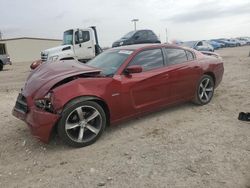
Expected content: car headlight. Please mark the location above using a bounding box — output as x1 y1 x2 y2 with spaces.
119 41 124 46
49 55 59 61
35 92 54 112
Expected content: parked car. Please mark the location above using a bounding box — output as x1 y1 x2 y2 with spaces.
112 29 161 47
12 44 224 147
180 41 214 52
211 40 226 48
237 37 250 45
0 43 12 71
212 39 237 47
226 39 243 46
207 40 222 49
227 39 242 46
0 54 11 71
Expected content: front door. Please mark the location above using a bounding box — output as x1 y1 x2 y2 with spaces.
120 48 170 115
74 29 95 60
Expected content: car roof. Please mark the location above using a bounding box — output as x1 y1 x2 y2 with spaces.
109 43 185 51
107 43 200 59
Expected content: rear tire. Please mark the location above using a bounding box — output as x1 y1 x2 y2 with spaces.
193 75 214 105
57 100 106 147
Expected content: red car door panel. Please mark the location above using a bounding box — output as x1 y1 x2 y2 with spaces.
164 48 202 102
167 60 202 101
120 67 170 113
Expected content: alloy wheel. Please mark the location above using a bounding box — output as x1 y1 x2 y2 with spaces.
65 105 102 143
198 77 214 103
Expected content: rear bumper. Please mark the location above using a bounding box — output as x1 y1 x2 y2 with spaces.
12 106 60 143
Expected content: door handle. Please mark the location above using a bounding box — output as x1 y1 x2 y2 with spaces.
87 46 92 49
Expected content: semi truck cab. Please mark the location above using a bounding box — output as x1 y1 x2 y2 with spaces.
41 26 102 63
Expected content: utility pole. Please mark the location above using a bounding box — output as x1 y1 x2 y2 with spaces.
131 19 139 31
165 28 168 43
0 31 2 40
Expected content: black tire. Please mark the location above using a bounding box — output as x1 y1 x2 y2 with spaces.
193 75 214 105
57 99 106 147
0 62 3 71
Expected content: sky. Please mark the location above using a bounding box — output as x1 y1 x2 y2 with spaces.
0 0 250 47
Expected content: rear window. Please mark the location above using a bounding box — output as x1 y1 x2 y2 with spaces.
129 48 164 71
165 48 188 65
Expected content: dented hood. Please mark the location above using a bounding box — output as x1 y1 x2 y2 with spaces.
23 60 101 98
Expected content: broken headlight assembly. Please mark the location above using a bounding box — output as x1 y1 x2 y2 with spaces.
35 92 54 112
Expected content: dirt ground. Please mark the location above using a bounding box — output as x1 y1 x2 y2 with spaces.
0 46 250 188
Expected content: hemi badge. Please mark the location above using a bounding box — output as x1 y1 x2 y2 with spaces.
112 93 120 97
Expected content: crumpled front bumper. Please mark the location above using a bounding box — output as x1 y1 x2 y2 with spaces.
12 96 60 143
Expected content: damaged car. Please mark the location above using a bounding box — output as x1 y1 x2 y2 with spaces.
13 44 224 147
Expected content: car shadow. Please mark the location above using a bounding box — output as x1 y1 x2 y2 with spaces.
20 102 196 151
105 102 194 134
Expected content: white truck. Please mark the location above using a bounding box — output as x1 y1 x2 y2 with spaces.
41 26 102 63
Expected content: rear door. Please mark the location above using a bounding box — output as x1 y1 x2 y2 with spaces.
74 29 95 60
120 48 170 114
147 30 158 43
133 31 148 44
164 48 202 101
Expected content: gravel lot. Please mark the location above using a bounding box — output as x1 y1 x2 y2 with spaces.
0 46 250 188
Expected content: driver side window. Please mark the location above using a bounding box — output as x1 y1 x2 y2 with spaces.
197 41 202 46
75 30 90 44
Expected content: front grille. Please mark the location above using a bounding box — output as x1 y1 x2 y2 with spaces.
14 93 28 113
41 52 48 61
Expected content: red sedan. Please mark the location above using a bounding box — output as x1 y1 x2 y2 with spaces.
13 44 224 147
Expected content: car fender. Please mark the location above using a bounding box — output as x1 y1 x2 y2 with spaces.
50 78 112 113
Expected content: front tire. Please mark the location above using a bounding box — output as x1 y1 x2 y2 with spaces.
57 100 106 147
193 75 214 105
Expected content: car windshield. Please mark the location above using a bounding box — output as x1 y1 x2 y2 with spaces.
121 31 136 39
63 30 73 45
181 41 197 48
86 50 133 76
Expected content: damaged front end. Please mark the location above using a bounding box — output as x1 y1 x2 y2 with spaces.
12 60 102 143
34 92 54 113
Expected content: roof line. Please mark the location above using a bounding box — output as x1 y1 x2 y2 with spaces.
0 37 62 42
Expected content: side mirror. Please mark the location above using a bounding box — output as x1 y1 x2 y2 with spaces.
125 65 143 74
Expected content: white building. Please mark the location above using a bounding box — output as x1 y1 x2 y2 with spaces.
0 37 62 62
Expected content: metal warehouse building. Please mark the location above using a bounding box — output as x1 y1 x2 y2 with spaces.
0 37 62 62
